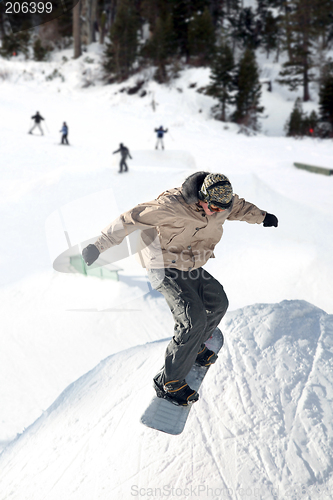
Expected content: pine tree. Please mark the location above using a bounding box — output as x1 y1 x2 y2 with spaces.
311 0 333 50
188 8 215 65
233 7 262 50
285 98 319 137
319 70 333 127
33 37 52 61
209 0 225 27
232 48 264 130
103 0 138 81
0 30 31 59
0 5 5 43
284 97 304 136
277 0 316 101
169 0 191 58
259 8 280 58
225 0 241 18
208 42 235 121
57 3 73 38
159 0 210 60
141 0 169 28
143 15 175 82
303 110 318 136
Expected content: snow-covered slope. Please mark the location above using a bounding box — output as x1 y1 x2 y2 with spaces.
1 44 333 497
1 300 332 500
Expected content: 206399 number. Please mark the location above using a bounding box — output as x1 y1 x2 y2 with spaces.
5 2 53 14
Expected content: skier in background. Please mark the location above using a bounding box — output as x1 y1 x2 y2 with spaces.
81 171 278 407
155 126 168 150
113 143 132 173
29 111 45 135
60 122 69 145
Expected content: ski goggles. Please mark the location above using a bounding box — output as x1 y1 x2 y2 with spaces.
199 180 233 211
207 202 226 212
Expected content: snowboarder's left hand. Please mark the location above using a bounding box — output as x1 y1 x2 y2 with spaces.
263 213 278 227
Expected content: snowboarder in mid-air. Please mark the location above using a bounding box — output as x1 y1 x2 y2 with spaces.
60 122 69 145
82 172 278 406
155 126 168 150
29 111 45 135
113 143 132 173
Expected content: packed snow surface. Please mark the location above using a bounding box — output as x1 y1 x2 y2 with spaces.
1 45 333 499
1 301 333 500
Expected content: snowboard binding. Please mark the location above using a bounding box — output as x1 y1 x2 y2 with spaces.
153 379 199 407
195 346 218 367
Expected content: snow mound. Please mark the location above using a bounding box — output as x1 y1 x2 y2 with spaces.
1 300 332 500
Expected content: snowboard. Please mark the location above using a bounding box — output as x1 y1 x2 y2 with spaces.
140 328 224 435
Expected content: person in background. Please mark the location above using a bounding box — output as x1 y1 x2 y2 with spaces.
155 126 168 150
113 143 132 173
60 122 69 145
29 111 44 135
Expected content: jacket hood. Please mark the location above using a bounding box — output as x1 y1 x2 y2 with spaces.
180 171 210 204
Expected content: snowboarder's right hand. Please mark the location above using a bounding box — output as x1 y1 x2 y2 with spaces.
82 244 100 266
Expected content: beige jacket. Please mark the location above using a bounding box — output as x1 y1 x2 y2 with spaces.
94 172 266 271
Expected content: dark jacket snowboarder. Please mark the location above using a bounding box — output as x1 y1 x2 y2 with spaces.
29 112 44 135
113 143 132 173
60 122 69 145
82 171 278 406
154 126 168 150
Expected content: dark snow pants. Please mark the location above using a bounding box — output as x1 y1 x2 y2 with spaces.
61 134 69 145
119 158 128 172
148 267 229 385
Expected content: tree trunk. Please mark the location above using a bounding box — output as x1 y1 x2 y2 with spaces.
99 11 107 44
80 0 88 45
302 30 310 102
222 100 226 122
303 63 310 101
284 7 293 62
73 0 81 59
0 7 5 43
81 0 96 45
91 0 98 42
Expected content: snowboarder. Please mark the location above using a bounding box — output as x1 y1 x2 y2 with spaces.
155 126 168 150
29 111 45 135
82 172 278 406
60 122 69 145
113 143 132 173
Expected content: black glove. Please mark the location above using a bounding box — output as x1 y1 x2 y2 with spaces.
263 213 278 227
82 244 100 266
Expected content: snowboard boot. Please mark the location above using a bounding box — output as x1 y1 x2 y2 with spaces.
153 376 199 406
195 345 218 367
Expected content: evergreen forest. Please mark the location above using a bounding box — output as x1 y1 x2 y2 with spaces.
1 0 333 135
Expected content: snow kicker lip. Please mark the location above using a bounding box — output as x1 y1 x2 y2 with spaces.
6 0 79 34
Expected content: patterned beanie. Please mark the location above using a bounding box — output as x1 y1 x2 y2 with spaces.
199 173 233 209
